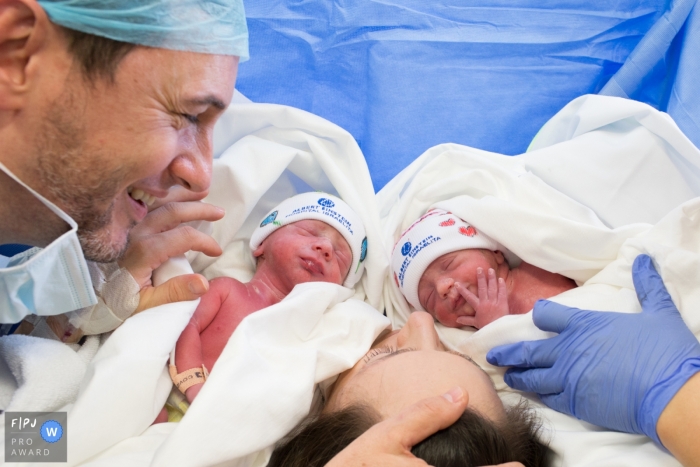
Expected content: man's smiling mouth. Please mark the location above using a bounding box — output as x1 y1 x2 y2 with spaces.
127 186 157 207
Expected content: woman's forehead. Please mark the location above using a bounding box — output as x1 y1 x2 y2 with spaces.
331 350 502 421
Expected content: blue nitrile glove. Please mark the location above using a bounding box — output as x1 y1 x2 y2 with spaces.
487 254 700 445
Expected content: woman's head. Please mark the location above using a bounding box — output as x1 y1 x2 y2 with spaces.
269 312 549 467
325 311 505 422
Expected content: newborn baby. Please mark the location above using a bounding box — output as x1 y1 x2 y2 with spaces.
169 192 368 406
392 209 575 329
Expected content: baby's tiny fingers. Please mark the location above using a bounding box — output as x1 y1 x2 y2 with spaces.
487 268 498 299
477 268 488 298
456 283 480 309
497 277 508 302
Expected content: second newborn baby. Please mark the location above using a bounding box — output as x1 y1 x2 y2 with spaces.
170 192 368 404
392 209 575 329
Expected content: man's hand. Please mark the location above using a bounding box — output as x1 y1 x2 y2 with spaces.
326 387 469 467
455 267 509 328
118 201 224 312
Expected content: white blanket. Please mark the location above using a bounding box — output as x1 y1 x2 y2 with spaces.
0 98 390 467
377 94 700 466
4 94 700 467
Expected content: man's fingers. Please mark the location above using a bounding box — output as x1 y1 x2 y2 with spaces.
379 387 469 449
136 274 208 312
137 202 225 234
504 367 564 394
149 186 210 210
121 226 222 284
632 254 677 315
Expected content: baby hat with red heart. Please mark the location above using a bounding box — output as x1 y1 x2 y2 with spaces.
391 208 505 311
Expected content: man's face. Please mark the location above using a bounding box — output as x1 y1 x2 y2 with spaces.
34 47 238 262
417 249 501 327
253 220 353 288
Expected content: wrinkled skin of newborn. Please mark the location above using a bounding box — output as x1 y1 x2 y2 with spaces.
175 219 352 402
418 249 576 329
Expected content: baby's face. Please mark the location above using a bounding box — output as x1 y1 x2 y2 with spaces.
417 249 500 327
255 220 352 286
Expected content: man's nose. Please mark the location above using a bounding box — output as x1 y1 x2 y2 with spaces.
435 276 455 299
167 131 213 194
396 312 444 351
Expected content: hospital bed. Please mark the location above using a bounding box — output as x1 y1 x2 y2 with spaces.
2 1 700 466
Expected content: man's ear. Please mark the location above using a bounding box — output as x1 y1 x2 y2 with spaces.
0 0 50 109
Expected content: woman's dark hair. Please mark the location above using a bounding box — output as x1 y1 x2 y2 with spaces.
58 27 136 82
268 400 550 467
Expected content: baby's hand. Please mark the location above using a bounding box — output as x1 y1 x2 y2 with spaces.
454 267 509 329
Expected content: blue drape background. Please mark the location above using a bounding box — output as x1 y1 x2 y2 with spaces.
236 0 699 191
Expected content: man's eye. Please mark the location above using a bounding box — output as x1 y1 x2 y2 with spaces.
182 113 200 124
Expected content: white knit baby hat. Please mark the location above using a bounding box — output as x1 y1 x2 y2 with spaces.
250 192 368 288
391 208 509 311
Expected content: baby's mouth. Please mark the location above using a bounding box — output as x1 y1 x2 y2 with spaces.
302 257 324 275
452 295 464 312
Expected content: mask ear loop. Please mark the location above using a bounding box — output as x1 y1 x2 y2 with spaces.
0 161 78 230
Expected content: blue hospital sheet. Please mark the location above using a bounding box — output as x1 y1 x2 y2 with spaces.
236 0 684 190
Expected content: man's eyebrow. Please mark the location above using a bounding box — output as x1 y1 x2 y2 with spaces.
185 96 227 110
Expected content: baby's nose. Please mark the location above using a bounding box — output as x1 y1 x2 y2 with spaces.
314 238 333 259
435 276 455 298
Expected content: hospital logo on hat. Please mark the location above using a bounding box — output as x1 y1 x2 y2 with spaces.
360 237 368 262
318 198 335 208
260 211 278 227
401 242 412 256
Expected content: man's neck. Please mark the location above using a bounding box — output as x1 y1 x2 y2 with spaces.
0 167 70 247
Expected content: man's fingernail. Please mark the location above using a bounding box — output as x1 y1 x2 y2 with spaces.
215 206 225 214
189 280 208 295
442 386 465 404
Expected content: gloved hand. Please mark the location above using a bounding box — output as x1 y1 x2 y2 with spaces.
487 254 700 445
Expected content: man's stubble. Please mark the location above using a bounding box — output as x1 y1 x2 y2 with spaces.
34 80 135 263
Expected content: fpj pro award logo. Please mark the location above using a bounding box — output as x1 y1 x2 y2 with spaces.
5 412 67 463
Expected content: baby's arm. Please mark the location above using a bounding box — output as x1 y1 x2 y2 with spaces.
454 267 509 329
174 278 231 403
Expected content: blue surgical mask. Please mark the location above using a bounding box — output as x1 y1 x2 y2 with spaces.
0 161 97 323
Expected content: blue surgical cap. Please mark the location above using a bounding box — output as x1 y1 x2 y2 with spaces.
37 0 249 60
